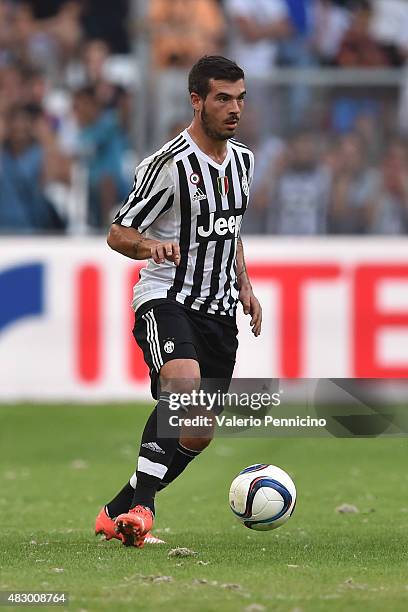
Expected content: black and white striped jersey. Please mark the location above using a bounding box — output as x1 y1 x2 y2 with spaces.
113 129 254 318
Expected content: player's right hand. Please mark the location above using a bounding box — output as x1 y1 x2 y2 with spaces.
151 242 181 266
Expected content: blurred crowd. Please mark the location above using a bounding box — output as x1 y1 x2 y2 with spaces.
0 0 133 232
0 0 408 235
246 130 408 235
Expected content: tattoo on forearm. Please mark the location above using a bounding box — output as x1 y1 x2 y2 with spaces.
237 236 249 283
133 238 144 258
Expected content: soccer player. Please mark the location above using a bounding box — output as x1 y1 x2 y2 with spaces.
95 55 262 548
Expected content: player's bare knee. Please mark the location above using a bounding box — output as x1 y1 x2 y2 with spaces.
160 358 201 395
180 434 213 452
180 406 215 449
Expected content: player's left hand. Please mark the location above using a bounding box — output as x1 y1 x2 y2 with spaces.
239 285 262 337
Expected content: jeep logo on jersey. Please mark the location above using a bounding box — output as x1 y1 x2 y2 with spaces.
196 210 243 241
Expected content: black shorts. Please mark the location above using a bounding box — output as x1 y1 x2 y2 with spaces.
133 299 238 406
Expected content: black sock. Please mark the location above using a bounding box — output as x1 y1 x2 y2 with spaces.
105 444 201 517
157 442 201 490
131 392 182 514
105 482 134 519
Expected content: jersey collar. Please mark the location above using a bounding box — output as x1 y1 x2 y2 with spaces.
183 129 231 171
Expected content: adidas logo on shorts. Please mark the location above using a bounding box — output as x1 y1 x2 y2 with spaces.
142 442 165 454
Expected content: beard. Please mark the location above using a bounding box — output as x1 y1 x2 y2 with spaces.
201 105 232 141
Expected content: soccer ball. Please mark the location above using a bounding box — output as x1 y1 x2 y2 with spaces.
229 464 296 531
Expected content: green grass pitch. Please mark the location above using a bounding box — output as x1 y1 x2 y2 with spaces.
1 403 408 612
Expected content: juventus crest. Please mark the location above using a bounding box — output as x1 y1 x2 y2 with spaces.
241 171 249 196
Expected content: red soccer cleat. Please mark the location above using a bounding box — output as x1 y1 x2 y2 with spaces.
114 505 154 548
95 507 121 541
95 507 164 546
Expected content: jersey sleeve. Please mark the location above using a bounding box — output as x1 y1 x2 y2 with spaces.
248 151 255 188
112 160 175 233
